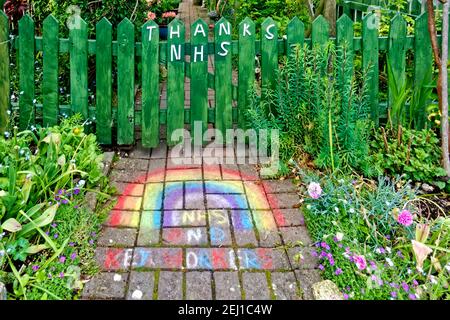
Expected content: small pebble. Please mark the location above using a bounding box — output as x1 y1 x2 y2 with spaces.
113 274 122 282
132 290 143 300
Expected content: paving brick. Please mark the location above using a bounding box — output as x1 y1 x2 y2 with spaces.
132 248 183 269
157 271 182 300
186 272 212 300
209 210 232 246
112 182 145 197
221 164 241 180
184 182 206 210
237 248 291 270
105 211 140 228
167 156 201 169
262 180 297 194
97 228 137 247
287 247 319 269
95 247 134 271
242 272 270 300
203 165 222 180
295 269 322 300
252 211 281 247
143 183 164 210
113 196 143 211
164 182 184 210
110 170 148 184
166 168 202 181
207 194 248 209
273 209 305 227
271 272 300 300
126 272 155 300
243 181 271 210
214 272 242 300
129 146 151 159
114 158 149 171
231 210 258 246
162 227 208 246
280 227 312 246
186 248 237 270
146 159 166 182
238 164 260 181
205 180 244 194
163 210 207 227
83 272 128 299
267 193 300 209
151 143 167 159
138 211 161 246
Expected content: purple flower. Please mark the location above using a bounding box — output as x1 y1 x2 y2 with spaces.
59 272 64 278
32 265 39 272
397 210 413 227
369 260 377 270
401 282 409 292
397 250 404 259
89 239 94 245
70 252 77 260
47 273 52 279
343 293 349 300
307 182 322 199
329 257 335 266
69 242 75 247
353 255 367 270
59 256 66 263
318 264 325 271
338 243 343 248
408 293 416 300
74 205 79 209
320 251 328 258
55 196 60 201
53 233 59 239
390 291 397 298
62 199 69 205
413 280 419 287
385 235 391 240
335 268 343 275
73 188 80 195
310 250 318 257
57 189 63 195
320 242 327 248
345 286 351 291
91 232 97 237
51 223 57 228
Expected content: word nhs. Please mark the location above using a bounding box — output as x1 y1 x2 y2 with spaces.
146 20 276 62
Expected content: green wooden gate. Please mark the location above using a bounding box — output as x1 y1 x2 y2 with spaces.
0 12 433 147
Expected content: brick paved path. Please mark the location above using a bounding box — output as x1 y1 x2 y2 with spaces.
82 0 320 300
82 142 321 300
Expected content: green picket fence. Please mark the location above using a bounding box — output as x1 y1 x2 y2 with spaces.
338 0 425 21
0 11 433 147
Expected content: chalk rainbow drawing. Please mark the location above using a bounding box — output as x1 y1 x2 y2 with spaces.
109 166 284 230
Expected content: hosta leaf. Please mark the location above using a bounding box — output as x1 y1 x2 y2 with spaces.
1 218 22 232
26 244 49 254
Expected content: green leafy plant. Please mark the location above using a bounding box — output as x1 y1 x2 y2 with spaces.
246 42 373 175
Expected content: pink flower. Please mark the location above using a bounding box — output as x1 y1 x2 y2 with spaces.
307 182 322 199
353 255 367 270
146 11 156 21
162 11 177 19
397 209 413 226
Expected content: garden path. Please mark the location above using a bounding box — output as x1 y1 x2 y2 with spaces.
82 0 321 301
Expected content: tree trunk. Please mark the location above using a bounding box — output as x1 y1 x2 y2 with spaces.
427 0 450 177
441 0 450 176
323 0 337 36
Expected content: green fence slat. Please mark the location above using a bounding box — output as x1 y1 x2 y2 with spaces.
362 12 380 125
190 19 208 142
18 15 35 130
261 17 278 110
167 19 185 146
42 15 59 127
311 15 330 48
117 18 135 145
388 14 407 115
214 17 232 138
96 17 112 144
238 17 255 129
287 17 304 56
413 13 432 129
69 15 88 119
0 11 9 133
336 14 354 96
141 20 160 148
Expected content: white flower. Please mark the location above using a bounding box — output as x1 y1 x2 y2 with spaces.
335 207 339 213
349 208 355 213
445 263 450 273
385 247 391 254
386 258 394 267
77 180 86 187
429 275 437 284
336 232 344 242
